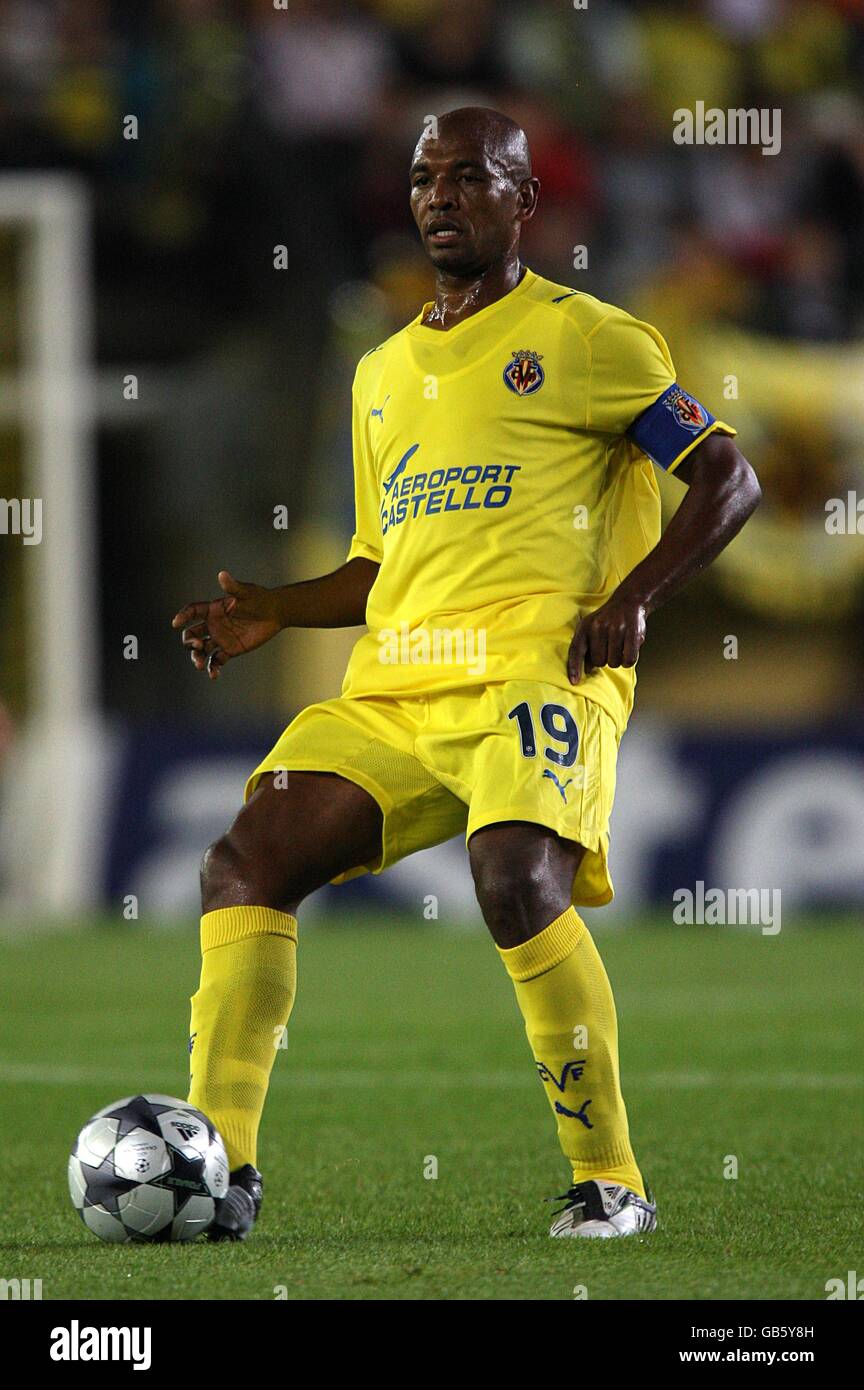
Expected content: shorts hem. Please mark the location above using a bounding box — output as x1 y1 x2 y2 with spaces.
465 806 602 854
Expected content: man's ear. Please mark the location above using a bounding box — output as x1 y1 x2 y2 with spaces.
518 177 541 222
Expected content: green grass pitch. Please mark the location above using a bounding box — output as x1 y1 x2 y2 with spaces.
1 917 861 1301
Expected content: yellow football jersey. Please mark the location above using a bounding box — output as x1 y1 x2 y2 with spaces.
343 268 735 733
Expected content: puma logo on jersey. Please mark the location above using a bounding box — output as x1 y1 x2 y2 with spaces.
543 768 573 803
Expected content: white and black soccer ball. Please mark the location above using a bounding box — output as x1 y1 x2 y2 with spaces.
68 1094 229 1243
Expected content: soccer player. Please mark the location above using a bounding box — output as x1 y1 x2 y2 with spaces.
172 107 760 1240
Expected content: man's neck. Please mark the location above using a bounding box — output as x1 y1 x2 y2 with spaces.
422 258 525 331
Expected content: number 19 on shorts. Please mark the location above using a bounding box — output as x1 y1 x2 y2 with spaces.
508 700 580 767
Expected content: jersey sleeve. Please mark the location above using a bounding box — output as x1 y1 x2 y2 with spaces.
586 309 736 473
346 370 384 564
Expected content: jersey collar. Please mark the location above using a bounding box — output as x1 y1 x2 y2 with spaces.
407 267 537 341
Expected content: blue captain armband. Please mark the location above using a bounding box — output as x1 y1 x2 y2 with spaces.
627 383 723 472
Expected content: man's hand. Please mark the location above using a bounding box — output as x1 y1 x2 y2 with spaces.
172 558 379 681
567 596 647 685
565 433 761 687
172 571 283 680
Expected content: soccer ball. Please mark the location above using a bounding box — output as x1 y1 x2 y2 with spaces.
68 1093 229 1243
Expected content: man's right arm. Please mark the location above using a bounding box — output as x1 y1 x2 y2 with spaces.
172 557 379 680
273 556 379 629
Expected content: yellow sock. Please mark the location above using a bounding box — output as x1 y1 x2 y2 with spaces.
187 906 297 1170
497 906 645 1198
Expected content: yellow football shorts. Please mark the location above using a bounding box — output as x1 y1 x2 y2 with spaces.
245 682 620 906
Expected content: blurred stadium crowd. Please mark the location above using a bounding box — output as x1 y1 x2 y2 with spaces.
1 0 863 726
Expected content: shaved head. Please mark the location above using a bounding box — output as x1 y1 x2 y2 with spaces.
413 107 532 185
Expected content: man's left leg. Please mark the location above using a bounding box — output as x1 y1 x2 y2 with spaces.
469 823 648 1211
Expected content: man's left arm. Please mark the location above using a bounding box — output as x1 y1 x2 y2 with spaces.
568 431 762 683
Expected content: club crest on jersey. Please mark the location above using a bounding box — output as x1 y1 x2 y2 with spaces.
665 385 706 433
503 348 544 396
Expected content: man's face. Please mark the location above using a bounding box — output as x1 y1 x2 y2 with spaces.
409 131 529 275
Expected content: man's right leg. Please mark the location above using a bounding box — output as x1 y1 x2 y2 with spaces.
188 770 383 1191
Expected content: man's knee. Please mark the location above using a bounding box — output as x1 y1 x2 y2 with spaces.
200 835 240 908
471 850 549 929
199 825 303 914
197 772 384 916
469 826 582 945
